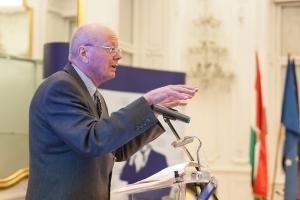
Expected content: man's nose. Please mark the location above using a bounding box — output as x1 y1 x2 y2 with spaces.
114 51 122 60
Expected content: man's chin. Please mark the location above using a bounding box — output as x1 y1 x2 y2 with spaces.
106 74 116 81
110 73 116 79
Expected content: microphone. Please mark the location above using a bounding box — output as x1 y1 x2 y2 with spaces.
151 104 190 123
171 136 194 148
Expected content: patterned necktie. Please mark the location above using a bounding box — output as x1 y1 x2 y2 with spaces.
93 90 102 117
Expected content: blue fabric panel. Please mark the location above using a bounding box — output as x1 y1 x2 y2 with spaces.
101 65 185 93
42 42 185 91
43 42 69 78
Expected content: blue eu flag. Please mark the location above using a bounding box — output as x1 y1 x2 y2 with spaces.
281 59 300 200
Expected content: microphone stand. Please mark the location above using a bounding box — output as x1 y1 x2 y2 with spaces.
163 116 219 200
163 116 198 169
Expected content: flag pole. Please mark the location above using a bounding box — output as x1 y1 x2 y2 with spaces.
270 123 283 200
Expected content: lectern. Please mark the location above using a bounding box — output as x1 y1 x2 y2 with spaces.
113 107 219 200
111 162 216 200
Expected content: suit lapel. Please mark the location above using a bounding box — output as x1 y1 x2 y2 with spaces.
63 63 99 118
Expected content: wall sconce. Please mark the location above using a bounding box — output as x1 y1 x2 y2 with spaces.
187 1 234 91
188 40 234 90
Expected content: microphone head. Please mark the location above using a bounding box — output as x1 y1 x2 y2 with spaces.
171 136 194 148
152 104 191 123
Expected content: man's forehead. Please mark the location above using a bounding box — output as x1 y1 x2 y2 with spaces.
100 33 119 46
72 24 119 47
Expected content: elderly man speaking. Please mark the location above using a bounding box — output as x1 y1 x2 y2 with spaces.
26 23 198 200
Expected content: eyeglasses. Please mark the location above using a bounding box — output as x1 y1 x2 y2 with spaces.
84 44 122 56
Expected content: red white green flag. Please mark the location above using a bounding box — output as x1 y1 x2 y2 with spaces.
249 52 268 199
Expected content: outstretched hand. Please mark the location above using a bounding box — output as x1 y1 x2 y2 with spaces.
143 85 198 108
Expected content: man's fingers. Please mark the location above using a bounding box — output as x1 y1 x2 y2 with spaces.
168 90 193 100
143 84 198 105
169 85 198 95
170 84 198 90
159 100 188 108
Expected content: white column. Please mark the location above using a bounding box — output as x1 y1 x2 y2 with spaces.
84 0 120 33
27 0 48 59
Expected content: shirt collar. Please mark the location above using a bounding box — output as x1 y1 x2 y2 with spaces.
72 64 97 97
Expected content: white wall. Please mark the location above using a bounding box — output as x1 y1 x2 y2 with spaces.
114 0 287 199
84 0 120 32
181 0 284 199
0 10 28 56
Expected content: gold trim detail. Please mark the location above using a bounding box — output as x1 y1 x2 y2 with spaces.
0 168 29 189
77 0 84 26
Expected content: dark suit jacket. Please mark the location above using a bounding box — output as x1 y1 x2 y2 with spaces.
26 64 165 200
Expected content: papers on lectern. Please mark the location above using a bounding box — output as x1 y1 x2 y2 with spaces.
111 161 210 196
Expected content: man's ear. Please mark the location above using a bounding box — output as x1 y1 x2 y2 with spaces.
78 46 89 64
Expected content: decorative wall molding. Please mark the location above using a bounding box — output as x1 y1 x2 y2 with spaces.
280 5 300 58
0 0 33 57
231 152 250 165
274 0 300 4
0 11 29 56
0 168 29 189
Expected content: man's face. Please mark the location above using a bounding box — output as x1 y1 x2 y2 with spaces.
87 32 122 85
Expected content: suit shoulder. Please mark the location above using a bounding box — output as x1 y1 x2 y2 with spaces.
45 70 76 87
39 71 79 93
31 71 79 105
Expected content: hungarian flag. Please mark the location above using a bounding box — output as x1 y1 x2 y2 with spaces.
281 58 300 200
250 53 268 199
